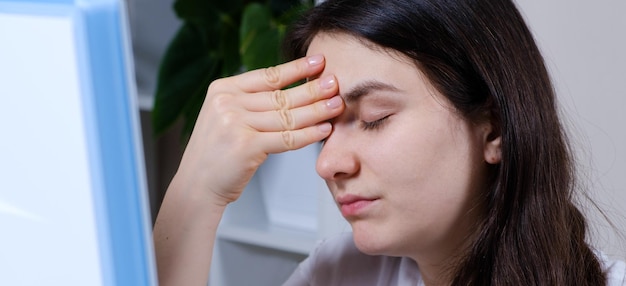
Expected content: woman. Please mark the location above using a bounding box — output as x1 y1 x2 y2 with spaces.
153 0 625 285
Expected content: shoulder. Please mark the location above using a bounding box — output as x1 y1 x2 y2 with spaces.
284 232 421 286
599 253 626 286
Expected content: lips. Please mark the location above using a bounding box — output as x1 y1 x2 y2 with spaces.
337 194 379 218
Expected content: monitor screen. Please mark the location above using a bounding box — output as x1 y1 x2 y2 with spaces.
0 0 155 285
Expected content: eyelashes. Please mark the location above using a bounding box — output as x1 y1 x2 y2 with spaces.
360 115 391 131
320 114 392 146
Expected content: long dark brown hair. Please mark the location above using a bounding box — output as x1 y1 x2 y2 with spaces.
283 0 606 284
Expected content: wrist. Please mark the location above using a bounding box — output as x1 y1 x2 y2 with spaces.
166 173 229 216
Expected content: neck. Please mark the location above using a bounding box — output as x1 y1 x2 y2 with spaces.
410 208 484 286
417 258 457 286
412 247 463 286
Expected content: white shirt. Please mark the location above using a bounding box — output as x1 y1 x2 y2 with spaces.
283 232 625 285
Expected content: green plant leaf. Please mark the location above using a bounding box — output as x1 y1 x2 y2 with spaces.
153 0 313 139
174 0 246 20
243 29 281 71
180 73 214 140
268 0 305 17
240 3 281 71
152 22 219 135
275 0 313 25
240 3 272 48
219 17 242 77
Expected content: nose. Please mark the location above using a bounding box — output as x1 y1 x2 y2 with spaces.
316 129 360 181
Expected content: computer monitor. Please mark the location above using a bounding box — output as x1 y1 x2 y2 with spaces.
0 0 155 285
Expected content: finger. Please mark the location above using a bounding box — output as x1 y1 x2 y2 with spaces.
258 122 333 154
232 55 325 93
240 75 338 112
246 96 344 132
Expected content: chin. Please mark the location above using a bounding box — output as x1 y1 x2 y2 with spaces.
350 224 389 256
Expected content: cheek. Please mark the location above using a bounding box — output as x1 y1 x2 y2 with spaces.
377 115 482 199
377 122 449 179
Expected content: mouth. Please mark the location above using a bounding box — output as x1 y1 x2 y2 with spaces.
336 194 380 218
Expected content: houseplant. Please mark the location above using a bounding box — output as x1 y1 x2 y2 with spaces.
151 0 314 139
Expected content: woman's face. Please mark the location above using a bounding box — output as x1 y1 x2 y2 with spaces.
308 33 497 265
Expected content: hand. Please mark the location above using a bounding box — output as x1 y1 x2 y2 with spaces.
172 55 344 207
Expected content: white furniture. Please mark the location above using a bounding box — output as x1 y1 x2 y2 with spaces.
209 146 350 286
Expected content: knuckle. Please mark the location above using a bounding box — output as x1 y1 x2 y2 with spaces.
208 78 228 92
271 90 290 110
295 59 308 76
278 109 295 130
263 66 281 88
307 81 319 102
313 100 326 117
209 93 241 130
210 93 235 112
281 131 296 150
217 110 239 129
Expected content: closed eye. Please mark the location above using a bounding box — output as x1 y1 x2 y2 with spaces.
360 115 391 131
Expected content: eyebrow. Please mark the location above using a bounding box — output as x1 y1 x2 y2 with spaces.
341 80 402 103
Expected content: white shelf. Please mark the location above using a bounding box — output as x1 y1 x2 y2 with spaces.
208 147 350 285
217 224 317 255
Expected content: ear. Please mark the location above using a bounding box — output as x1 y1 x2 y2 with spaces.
482 123 502 164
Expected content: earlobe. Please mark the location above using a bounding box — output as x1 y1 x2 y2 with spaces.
484 134 502 164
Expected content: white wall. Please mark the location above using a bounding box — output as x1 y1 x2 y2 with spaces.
516 1 626 259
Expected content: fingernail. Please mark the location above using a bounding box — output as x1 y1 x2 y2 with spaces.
320 75 336 90
319 122 332 133
326 96 343 109
307 54 324 66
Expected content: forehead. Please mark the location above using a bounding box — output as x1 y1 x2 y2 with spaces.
305 33 426 96
306 32 414 71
